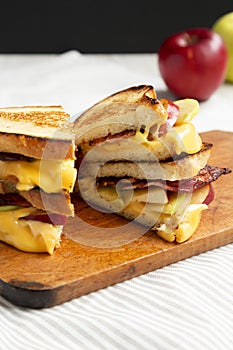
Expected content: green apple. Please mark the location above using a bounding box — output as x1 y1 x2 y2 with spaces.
212 12 233 83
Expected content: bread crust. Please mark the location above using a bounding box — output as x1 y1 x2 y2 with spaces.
0 105 75 159
79 143 213 181
0 132 75 160
74 85 167 145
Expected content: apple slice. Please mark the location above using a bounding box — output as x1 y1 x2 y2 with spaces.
190 184 215 205
175 98 199 124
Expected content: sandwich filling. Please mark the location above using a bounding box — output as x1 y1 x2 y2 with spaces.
77 98 202 163
80 122 202 162
78 165 231 243
0 156 76 254
0 208 63 255
0 155 76 193
0 193 67 254
0 105 77 254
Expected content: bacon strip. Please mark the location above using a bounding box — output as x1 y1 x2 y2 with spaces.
0 152 34 162
172 165 232 192
88 130 136 147
97 165 231 193
0 193 31 207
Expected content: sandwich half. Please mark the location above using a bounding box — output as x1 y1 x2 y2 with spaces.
0 106 77 254
74 85 203 163
74 85 231 243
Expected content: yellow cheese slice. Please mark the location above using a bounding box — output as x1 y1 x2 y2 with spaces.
0 207 62 254
131 187 168 204
0 159 77 193
157 204 207 243
134 122 202 155
166 124 202 155
79 176 209 244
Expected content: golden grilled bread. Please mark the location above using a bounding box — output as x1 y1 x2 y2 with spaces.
74 85 203 162
0 106 75 159
74 85 167 145
81 142 213 181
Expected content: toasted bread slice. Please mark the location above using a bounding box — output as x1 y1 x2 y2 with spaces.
74 85 167 145
0 106 75 159
80 142 213 181
74 85 203 161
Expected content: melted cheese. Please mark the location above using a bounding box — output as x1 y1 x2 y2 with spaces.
0 207 62 254
165 124 202 155
80 122 202 162
157 204 207 243
134 122 202 155
131 187 168 204
0 159 77 193
93 182 208 243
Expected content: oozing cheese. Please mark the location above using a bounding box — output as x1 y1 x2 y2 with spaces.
0 159 77 193
134 122 202 155
91 181 209 243
157 204 207 243
81 122 202 163
0 207 62 254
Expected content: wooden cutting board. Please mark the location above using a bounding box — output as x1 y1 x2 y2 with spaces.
0 130 232 309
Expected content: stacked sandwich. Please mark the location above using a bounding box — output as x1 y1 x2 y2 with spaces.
0 106 76 254
74 85 231 243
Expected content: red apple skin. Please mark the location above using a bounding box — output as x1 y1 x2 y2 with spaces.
158 28 228 101
203 183 215 205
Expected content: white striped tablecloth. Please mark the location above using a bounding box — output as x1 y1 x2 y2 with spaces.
1 245 233 350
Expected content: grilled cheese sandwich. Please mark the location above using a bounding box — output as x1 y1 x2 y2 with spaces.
74 85 231 243
0 105 77 254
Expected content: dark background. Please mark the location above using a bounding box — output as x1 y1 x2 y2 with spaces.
1 1 232 53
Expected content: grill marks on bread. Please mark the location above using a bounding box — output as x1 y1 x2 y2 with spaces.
0 105 75 160
0 106 70 128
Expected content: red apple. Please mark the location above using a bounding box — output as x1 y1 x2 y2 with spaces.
158 28 228 101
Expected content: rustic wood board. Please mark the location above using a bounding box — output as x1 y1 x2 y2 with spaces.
0 130 232 309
